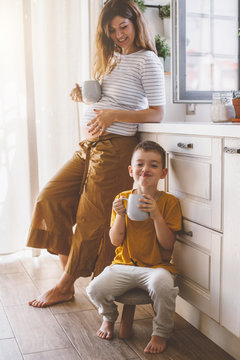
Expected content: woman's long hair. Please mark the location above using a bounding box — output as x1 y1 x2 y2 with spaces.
93 0 156 80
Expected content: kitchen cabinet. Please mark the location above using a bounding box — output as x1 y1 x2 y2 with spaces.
140 132 222 321
139 124 240 358
221 138 240 337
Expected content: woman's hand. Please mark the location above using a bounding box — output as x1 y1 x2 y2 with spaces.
70 83 82 102
139 194 160 220
113 197 126 217
87 109 116 136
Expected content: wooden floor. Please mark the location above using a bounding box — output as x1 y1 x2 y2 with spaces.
0 250 235 360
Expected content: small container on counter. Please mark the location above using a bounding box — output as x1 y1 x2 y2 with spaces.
211 92 235 123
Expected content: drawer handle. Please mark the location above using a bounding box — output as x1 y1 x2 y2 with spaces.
177 142 193 149
224 146 240 154
180 230 193 237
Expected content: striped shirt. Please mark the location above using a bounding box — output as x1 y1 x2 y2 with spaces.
81 49 165 136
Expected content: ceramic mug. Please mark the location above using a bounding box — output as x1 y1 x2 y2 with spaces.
81 80 101 104
122 194 149 221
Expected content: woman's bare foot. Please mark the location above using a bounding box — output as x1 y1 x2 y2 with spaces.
97 320 114 340
28 285 74 308
144 335 167 354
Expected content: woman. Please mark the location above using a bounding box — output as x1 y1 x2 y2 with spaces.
28 0 165 307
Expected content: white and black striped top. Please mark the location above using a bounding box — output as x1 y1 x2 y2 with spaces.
81 49 165 136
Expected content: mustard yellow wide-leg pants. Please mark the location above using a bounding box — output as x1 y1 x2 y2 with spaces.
27 134 138 278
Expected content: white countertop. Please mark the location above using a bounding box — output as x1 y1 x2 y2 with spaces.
138 122 240 138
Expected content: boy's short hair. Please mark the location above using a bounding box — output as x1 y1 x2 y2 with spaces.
132 141 166 168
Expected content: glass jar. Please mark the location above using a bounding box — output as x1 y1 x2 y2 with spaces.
211 92 221 122
211 92 235 122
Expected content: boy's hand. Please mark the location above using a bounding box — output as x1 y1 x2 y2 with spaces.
139 194 160 220
113 196 126 217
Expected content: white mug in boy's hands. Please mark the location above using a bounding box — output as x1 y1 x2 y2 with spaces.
82 80 102 104
122 194 149 221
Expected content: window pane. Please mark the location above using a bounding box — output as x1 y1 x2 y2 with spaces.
186 0 210 14
214 19 238 56
186 17 211 54
186 56 212 91
214 0 237 16
213 58 238 90
184 0 238 95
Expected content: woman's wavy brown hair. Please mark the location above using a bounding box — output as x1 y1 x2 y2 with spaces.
93 0 156 80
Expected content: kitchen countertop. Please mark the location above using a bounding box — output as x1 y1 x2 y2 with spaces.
138 122 240 138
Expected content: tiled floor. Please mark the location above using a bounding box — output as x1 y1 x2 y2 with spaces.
0 250 235 360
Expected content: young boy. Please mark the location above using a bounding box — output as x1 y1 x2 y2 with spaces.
86 140 182 354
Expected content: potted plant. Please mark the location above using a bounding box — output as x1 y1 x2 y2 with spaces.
133 0 146 12
155 35 170 72
159 3 170 38
159 3 170 19
232 90 240 121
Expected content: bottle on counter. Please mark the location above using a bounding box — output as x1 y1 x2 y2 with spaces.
211 92 235 123
211 92 221 122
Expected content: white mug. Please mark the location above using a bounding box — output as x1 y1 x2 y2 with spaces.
82 80 101 104
122 194 149 221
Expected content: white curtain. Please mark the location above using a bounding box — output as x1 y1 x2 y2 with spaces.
0 0 101 254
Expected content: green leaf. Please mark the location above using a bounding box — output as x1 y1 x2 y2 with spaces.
155 35 170 60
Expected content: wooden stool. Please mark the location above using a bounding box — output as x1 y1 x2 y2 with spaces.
115 288 153 339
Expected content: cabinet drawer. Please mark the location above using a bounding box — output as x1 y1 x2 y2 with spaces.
158 134 222 231
157 134 212 157
173 220 221 322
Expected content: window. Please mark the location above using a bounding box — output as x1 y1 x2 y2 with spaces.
172 0 239 102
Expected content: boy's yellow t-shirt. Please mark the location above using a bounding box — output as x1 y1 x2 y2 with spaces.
111 190 182 274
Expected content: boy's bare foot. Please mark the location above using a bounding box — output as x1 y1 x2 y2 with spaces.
144 335 167 354
97 320 114 340
28 286 74 308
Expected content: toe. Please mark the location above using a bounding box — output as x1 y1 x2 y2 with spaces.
106 332 112 340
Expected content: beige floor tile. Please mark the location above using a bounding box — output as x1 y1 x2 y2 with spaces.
0 338 23 360
0 254 25 274
0 305 14 339
0 272 39 306
56 309 138 360
172 326 235 360
5 304 71 354
21 253 62 280
50 292 95 315
24 347 81 360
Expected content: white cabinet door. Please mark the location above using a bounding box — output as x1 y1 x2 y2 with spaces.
173 219 221 322
158 134 222 231
221 138 240 337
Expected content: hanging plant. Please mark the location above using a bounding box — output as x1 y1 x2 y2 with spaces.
159 3 170 19
133 0 146 12
155 35 170 60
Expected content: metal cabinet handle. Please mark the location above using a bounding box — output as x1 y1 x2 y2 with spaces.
180 230 193 237
224 146 240 154
177 142 193 149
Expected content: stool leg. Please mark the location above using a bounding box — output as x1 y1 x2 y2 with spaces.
118 304 136 339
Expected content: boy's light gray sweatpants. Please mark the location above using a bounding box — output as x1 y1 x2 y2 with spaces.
86 264 179 338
